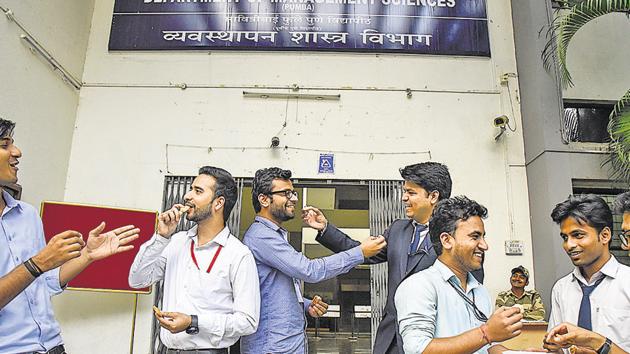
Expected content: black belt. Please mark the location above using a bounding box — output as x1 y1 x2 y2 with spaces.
158 343 227 354
32 344 66 354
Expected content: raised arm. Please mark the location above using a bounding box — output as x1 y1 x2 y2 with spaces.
396 275 523 354
303 206 388 264
60 222 139 286
546 323 628 354
129 205 184 288
422 307 523 354
0 229 84 309
249 227 385 283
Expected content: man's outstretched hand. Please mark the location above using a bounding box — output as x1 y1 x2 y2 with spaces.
84 222 140 262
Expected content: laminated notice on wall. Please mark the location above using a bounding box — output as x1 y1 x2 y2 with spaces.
318 154 335 174
504 240 524 255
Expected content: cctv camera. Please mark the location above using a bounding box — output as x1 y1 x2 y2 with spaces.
270 136 280 148
493 115 509 128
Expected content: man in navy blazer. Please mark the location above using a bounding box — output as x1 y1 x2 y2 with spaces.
303 162 484 354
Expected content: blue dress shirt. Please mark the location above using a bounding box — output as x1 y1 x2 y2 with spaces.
0 191 64 353
240 216 364 354
395 259 492 354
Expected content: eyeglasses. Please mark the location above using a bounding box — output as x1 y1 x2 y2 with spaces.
447 278 488 323
269 189 298 199
618 231 629 248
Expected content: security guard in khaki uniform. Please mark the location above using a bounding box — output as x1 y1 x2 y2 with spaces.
495 265 545 321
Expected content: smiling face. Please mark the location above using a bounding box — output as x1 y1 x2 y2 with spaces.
444 216 488 273
267 179 298 223
402 180 439 224
510 272 528 289
559 216 611 273
0 135 22 184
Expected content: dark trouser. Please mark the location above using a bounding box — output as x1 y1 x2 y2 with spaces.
384 337 399 354
157 343 228 354
30 344 66 354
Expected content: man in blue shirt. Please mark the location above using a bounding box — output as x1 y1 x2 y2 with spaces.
240 167 387 354
0 118 140 354
395 196 523 354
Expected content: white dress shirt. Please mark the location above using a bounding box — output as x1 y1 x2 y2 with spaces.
548 256 630 352
395 259 492 354
129 226 260 350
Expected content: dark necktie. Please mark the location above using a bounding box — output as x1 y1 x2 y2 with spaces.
419 229 432 253
408 223 428 255
577 276 605 330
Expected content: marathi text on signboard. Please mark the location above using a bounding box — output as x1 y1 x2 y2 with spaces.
109 0 490 56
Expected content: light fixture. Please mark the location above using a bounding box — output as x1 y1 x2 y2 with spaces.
243 91 340 101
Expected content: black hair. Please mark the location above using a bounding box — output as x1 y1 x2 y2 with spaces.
550 194 613 248
399 162 452 200
429 196 488 256
198 166 238 221
251 167 292 213
0 118 16 139
613 191 630 215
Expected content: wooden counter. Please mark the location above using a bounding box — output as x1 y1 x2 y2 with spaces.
502 322 548 350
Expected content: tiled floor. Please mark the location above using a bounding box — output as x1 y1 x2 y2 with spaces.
308 333 372 354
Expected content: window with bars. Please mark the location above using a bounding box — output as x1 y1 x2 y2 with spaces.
562 101 613 144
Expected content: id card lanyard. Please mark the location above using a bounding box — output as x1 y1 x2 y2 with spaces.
190 240 223 273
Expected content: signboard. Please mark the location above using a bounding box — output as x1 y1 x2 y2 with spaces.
504 240 524 255
318 153 334 173
41 202 157 293
109 0 490 56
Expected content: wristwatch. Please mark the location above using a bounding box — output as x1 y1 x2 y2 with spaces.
597 337 612 354
185 315 199 335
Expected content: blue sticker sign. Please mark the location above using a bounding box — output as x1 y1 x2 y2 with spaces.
108 0 490 56
318 154 334 174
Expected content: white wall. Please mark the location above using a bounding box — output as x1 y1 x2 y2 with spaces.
0 0 94 207
562 12 630 101
52 0 537 352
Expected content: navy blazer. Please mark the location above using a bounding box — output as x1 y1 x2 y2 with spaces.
316 219 484 354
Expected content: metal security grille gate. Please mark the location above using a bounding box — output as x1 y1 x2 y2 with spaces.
153 176 400 351
152 175 245 353
368 180 404 346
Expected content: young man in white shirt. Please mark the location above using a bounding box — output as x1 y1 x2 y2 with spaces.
545 194 630 354
129 166 260 354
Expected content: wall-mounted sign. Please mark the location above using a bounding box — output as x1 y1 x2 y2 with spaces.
109 0 490 56
318 154 334 174
504 240 524 255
